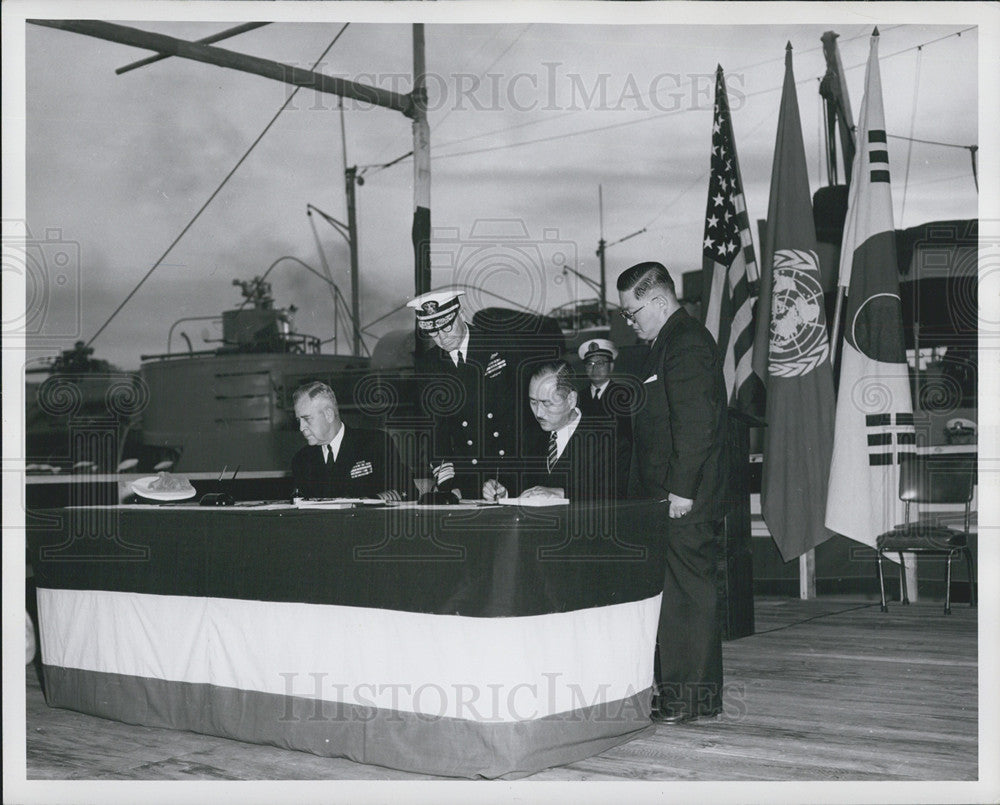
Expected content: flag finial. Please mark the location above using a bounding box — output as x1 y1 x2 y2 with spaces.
872 26 880 37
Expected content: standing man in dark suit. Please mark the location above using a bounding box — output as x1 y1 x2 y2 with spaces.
407 290 523 500
482 361 620 503
576 338 633 498
291 382 416 501
617 261 728 725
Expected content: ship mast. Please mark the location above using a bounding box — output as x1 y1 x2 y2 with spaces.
595 185 646 326
819 30 856 186
816 30 856 361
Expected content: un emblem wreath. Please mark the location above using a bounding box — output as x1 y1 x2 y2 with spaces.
767 249 829 378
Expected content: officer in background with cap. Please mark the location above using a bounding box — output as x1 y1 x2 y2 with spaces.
576 338 633 498
407 290 523 499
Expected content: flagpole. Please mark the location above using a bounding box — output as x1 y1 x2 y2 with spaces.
799 550 816 599
756 41 837 575
822 28 854 369
828 285 845 366
825 27 916 558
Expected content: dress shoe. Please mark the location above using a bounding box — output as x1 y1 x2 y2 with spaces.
651 707 696 724
650 706 721 725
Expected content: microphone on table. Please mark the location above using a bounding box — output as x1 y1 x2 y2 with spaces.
200 465 237 506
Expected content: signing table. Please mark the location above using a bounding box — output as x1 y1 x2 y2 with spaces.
29 500 667 778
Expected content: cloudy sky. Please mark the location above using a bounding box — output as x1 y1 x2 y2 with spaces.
10 2 992 370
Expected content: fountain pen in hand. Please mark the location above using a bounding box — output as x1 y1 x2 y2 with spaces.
482 478 508 503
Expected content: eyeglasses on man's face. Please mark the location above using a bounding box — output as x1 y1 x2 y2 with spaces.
419 316 458 338
620 304 646 324
529 393 570 412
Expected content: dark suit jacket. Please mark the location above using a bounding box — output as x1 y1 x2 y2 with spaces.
291 426 416 500
577 378 634 498
628 308 727 522
414 323 527 495
511 413 622 501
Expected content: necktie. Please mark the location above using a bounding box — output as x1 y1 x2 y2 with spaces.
547 431 558 472
323 444 331 464
592 387 599 399
457 350 465 367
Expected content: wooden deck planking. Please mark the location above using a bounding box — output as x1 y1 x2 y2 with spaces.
24 597 979 782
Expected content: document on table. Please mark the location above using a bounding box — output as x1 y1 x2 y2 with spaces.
496 497 569 507
293 498 385 509
106 502 295 511
386 501 486 510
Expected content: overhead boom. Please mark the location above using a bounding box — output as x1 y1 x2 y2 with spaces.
30 19 414 117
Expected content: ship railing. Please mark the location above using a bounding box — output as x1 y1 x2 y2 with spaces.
142 333 323 362
141 348 220 362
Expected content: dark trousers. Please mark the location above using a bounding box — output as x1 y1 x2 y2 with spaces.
654 517 723 715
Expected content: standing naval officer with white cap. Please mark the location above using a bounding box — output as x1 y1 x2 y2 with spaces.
576 338 633 498
407 290 524 499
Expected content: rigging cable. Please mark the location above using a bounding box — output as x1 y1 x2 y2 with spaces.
886 133 979 192
360 25 971 172
307 211 346 342
887 133 976 150
362 25 531 179
434 24 532 134
365 23 898 172
640 109 772 234
85 24 351 348
358 25 974 245
899 46 923 227
307 205 371 355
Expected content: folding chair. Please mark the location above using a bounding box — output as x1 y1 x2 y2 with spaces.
876 453 976 615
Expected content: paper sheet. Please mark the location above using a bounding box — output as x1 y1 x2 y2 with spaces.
495 496 569 507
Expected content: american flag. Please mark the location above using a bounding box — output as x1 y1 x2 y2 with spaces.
701 65 760 414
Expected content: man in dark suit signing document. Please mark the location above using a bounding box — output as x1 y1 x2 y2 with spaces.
482 361 621 503
291 381 416 501
617 261 728 725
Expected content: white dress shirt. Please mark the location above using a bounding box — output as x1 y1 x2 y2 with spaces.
322 423 347 463
448 328 471 367
551 408 582 464
590 380 610 400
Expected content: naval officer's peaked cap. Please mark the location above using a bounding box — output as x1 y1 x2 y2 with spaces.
407 290 465 327
578 338 618 362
